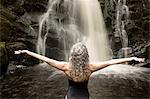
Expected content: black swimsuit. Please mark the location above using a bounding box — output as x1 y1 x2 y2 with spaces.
67 80 89 99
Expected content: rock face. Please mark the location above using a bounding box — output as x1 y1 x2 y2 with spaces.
0 0 49 65
126 0 149 62
103 0 150 60
1 63 150 98
0 5 36 65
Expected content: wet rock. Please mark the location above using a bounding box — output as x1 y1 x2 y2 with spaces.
1 0 47 14
117 47 132 58
146 44 150 60
0 5 39 65
104 0 150 58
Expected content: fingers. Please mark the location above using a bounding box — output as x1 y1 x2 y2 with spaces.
139 58 145 62
14 51 20 54
134 57 145 63
14 50 27 54
14 50 23 54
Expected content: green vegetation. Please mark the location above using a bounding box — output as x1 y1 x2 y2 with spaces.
0 42 5 48
0 42 9 76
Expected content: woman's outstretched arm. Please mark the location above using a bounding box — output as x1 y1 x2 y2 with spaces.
89 57 145 72
14 50 69 71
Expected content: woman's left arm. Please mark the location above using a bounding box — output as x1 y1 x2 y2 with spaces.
89 57 145 72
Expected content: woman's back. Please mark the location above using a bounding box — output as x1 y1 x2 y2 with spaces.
64 64 92 82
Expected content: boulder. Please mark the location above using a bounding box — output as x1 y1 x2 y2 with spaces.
1 63 68 98
89 65 150 98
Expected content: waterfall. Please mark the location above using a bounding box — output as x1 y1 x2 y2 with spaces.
36 1 51 56
115 0 129 48
36 0 111 62
36 0 61 56
113 0 130 58
71 0 111 62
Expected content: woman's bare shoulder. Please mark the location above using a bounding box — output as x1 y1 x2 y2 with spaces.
63 63 72 71
87 63 96 72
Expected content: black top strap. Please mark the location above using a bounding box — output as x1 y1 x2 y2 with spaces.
68 79 88 88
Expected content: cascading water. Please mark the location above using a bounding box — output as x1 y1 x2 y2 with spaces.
37 0 111 62
114 0 130 58
71 0 111 62
36 0 54 56
36 0 80 61
115 0 129 48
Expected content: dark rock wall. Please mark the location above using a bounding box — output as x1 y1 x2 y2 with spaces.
0 0 48 65
103 0 150 62
126 0 150 61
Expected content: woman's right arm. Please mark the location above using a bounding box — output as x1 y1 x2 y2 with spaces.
89 57 145 72
14 50 69 71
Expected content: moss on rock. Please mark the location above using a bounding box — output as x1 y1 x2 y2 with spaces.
0 42 9 76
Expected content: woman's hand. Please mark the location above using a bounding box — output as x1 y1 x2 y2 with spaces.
131 57 145 62
14 50 28 54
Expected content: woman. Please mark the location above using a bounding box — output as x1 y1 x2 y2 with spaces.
15 43 144 99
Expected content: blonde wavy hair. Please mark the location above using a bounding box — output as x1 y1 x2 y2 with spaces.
69 43 91 82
